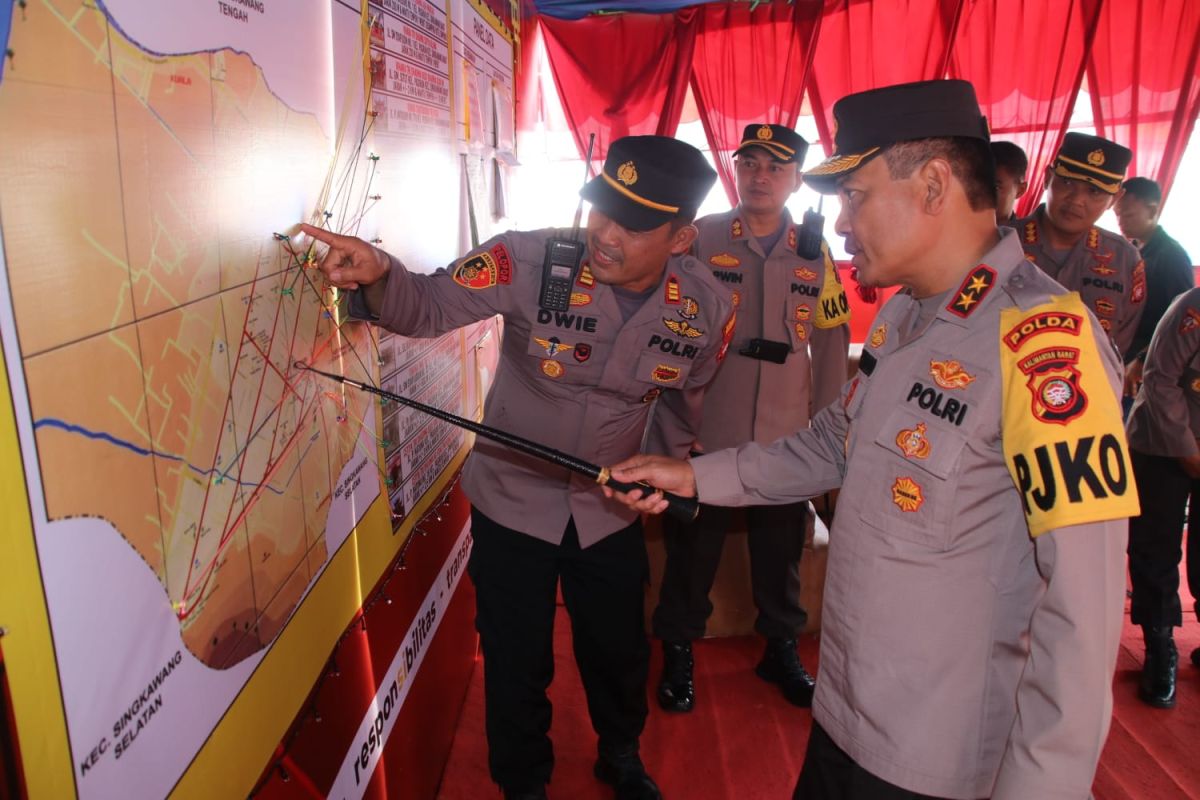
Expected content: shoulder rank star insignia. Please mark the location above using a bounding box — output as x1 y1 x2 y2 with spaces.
929 359 975 389
534 336 574 357
891 477 924 512
947 265 996 318
1023 220 1038 244
869 324 887 349
663 318 704 338
731 219 744 238
895 422 931 459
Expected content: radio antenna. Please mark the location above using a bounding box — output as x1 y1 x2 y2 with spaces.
570 133 597 239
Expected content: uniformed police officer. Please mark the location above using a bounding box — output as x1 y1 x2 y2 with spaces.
299 135 734 800
1008 132 1146 357
1116 177 1195 398
1127 286 1200 707
651 123 849 713
605 80 1136 800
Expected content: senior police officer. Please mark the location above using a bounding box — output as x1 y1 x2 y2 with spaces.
651 124 849 713
605 80 1136 799
1009 132 1146 357
1127 286 1200 708
299 135 735 800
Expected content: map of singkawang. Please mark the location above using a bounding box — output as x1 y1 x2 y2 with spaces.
2 0 373 666
0 1 447 796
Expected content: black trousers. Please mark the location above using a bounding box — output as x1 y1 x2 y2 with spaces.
793 723 952 800
467 508 650 790
653 501 808 642
1128 449 1200 627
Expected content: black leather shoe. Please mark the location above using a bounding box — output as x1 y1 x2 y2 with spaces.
594 746 662 800
1138 626 1178 709
755 637 816 707
657 640 694 712
502 785 548 800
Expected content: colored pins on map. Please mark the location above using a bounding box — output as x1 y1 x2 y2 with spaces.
272 232 289 241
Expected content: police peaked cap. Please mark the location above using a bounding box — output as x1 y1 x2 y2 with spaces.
804 79 990 194
1051 132 1132 195
580 135 717 232
734 124 809 164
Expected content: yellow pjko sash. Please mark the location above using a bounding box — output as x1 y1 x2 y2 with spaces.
1000 293 1140 536
814 241 851 329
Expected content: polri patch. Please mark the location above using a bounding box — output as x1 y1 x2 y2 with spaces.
453 251 504 290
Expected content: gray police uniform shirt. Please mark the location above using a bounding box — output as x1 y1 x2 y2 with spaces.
1009 206 1146 357
690 229 1136 799
1127 286 1200 459
688 208 850 449
367 229 735 548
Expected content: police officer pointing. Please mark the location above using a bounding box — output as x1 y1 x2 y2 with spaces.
300 136 734 800
605 81 1136 799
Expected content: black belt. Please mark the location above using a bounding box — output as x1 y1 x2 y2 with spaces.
739 337 789 364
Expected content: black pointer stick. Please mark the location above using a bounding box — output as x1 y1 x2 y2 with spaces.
295 362 699 522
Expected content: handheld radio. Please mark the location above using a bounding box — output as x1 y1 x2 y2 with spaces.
796 195 825 261
539 133 596 311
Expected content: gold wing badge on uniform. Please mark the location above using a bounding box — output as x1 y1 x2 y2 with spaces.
534 336 575 357
663 318 705 338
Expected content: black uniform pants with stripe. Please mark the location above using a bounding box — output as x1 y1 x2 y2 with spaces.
1128 449 1200 627
793 723 951 800
467 507 650 791
652 501 807 643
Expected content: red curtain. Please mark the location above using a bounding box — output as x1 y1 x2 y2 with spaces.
807 0 965 156
949 0 1104 218
689 1 824 205
539 10 699 161
1088 0 1200 204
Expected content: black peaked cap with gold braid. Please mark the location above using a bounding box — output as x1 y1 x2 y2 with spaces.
804 79 990 194
734 123 809 164
1051 132 1132 195
580 135 717 232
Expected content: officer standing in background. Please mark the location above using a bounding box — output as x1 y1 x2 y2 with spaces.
1009 132 1145 357
1117 177 1195 397
299 135 735 800
990 140 1028 222
605 80 1135 799
652 124 849 713
1126 286 1200 708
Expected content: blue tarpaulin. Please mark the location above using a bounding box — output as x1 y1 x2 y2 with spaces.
0 3 12 83
533 1 716 19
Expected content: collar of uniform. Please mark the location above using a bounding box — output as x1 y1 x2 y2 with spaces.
932 228 1026 328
